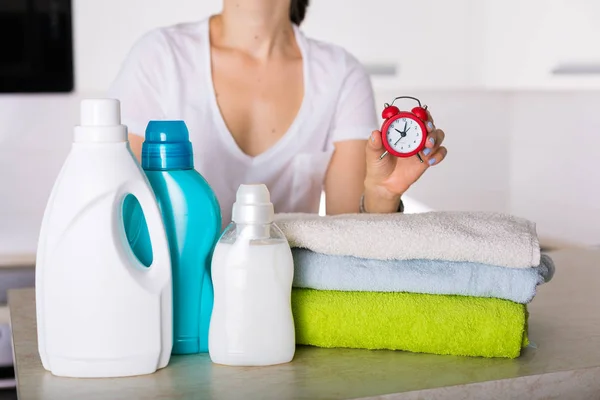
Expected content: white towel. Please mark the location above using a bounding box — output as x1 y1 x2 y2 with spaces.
274 211 540 268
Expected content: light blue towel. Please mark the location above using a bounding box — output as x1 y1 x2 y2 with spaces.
291 249 555 304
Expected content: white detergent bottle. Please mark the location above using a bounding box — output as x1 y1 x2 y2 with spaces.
209 184 295 366
35 98 173 378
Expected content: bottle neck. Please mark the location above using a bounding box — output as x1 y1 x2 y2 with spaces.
232 204 274 225
141 142 194 170
73 125 127 143
236 223 272 240
72 141 129 150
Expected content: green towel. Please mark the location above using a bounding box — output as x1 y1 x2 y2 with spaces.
291 288 529 359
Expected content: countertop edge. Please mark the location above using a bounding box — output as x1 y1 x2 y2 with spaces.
358 366 600 400
0 254 36 269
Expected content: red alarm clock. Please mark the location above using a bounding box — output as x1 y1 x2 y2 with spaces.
379 96 429 163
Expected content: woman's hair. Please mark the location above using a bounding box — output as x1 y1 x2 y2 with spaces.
290 0 309 25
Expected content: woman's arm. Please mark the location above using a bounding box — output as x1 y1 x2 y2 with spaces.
324 140 401 214
324 140 365 214
129 134 144 162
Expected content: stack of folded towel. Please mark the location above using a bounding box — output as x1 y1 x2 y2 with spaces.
275 211 555 359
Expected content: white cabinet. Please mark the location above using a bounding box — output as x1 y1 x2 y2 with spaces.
302 0 481 90
479 0 600 89
302 0 600 90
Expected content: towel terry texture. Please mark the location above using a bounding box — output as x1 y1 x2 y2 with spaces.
291 288 529 359
291 249 555 304
275 211 540 268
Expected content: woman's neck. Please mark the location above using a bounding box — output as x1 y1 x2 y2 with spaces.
212 0 296 60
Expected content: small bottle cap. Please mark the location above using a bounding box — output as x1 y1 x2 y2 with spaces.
80 98 121 126
142 120 194 171
232 184 274 224
74 98 127 142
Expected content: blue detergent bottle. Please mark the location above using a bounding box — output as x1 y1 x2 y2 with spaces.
124 120 222 354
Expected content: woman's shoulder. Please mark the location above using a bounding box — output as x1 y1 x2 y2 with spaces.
129 18 210 57
299 30 368 80
158 18 210 43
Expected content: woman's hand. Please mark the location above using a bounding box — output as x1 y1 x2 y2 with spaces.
363 109 448 213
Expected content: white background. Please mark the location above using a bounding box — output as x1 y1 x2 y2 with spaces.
1 0 599 254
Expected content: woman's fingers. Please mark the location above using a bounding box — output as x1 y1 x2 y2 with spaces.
430 129 445 146
422 129 445 156
425 119 435 134
424 145 447 166
423 107 436 138
423 107 435 133
420 107 447 163
425 107 435 126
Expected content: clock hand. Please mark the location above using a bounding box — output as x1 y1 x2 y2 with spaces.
395 128 407 138
394 128 407 143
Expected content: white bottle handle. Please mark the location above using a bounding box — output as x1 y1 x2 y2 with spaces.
116 180 171 295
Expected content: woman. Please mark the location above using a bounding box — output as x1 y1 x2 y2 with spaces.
108 0 447 225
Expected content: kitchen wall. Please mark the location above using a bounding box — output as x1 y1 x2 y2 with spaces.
73 0 221 93
508 92 600 247
1 0 599 252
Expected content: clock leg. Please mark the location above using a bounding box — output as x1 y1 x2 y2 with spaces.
416 153 424 163
379 151 389 160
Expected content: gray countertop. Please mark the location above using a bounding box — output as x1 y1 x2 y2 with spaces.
8 249 600 400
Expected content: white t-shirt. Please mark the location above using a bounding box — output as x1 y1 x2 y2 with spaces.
108 18 378 228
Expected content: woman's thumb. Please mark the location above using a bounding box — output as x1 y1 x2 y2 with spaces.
366 130 394 180
367 130 385 159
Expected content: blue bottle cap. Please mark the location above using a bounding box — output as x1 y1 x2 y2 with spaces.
141 120 194 170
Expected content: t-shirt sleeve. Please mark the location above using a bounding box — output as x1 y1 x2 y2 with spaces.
328 52 379 144
107 29 170 136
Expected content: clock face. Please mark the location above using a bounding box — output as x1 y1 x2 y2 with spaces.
385 117 425 154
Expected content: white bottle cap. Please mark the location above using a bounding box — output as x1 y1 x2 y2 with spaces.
74 98 128 143
232 184 274 224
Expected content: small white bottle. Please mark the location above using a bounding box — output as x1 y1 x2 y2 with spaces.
35 99 173 378
209 184 295 366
